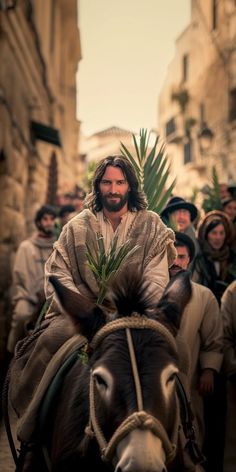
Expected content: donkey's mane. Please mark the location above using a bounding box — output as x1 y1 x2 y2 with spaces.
110 271 155 317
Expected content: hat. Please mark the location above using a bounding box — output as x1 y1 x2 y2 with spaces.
174 231 195 262
161 197 198 222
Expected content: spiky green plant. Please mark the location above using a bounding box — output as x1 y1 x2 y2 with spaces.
86 234 139 304
202 166 223 214
120 128 176 214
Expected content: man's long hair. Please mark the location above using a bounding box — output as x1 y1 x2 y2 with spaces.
86 155 148 212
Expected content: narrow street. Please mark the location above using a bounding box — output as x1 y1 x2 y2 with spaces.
0 407 18 472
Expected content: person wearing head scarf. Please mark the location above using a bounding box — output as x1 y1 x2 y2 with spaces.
192 210 236 305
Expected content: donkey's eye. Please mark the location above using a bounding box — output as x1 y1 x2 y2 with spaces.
92 367 113 397
167 373 176 383
94 373 107 389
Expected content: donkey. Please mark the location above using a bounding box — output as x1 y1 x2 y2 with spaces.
7 271 198 472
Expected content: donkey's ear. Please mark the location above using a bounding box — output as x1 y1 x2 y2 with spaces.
156 270 192 331
49 276 106 339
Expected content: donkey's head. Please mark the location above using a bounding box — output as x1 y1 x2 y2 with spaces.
49 270 192 472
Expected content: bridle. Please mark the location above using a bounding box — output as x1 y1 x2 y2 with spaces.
85 315 180 464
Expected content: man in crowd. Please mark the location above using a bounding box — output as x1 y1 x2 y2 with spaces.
45 154 176 317
161 196 200 260
170 231 223 464
7 205 57 353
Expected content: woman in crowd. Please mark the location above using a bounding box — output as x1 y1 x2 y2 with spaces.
192 210 236 305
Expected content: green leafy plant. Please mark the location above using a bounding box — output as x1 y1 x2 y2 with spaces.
184 117 197 138
83 160 97 193
86 234 139 304
120 128 176 214
202 166 223 213
171 87 189 113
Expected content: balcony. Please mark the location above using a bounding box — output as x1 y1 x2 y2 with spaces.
165 116 184 143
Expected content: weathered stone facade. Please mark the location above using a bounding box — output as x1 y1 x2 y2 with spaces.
158 0 236 199
81 126 136 166
0 0 81 360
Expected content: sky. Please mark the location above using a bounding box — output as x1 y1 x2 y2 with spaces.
77 0 190 137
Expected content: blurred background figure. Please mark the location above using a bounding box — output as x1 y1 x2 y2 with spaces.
218 183 232 201
7 205 57 354
192 210 236 305
58 204 76 228
222 197 236 223
221 280 236 472
72 185 86 212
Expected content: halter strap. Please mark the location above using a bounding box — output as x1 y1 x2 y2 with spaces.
87 316 179 464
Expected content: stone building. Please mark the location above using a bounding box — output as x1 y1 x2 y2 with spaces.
81 126 136 166
158 0 236 199
0 0 81 360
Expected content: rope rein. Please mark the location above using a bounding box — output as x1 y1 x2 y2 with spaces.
126 328 143 411
87 315 179 464
91 315 178 353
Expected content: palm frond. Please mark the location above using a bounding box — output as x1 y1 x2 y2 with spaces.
86 234 139 304
202 166 223 213
120 128 175 214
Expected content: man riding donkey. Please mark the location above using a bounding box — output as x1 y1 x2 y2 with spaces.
4 155 202 471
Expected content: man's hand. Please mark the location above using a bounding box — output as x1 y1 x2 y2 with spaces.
198 368 214 395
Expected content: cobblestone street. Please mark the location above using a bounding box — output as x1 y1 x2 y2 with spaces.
0 407 18 472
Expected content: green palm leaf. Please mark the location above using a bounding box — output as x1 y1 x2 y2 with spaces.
202 166 223 213
86 234 139 304
121 128 175 214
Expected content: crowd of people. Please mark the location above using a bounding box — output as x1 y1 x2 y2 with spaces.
5 155 236 472
160 185 236 472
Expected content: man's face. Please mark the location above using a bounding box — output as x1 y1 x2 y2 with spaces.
171 209 191 231
99 165 130 212
37 214 55 236
174 245 190 270
219 184 231 200
224 201 236 221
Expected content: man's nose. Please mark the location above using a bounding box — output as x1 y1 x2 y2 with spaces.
110 182 118 193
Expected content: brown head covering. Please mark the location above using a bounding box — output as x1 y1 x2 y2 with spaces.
198 210 235 248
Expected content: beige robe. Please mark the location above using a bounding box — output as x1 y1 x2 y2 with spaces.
7 233 55 353
178 281 223 447
45 208 176 317
221 280 236 472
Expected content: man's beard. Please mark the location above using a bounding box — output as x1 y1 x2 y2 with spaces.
37 223 54 237
100 191 129 212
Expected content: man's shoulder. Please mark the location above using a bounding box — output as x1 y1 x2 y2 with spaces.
191 281 217 301
17 237 34 250
67 208 94 226
136 209 162 223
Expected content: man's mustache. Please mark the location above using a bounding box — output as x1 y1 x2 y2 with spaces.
105 193 121 198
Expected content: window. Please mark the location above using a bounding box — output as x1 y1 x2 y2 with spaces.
184 141 192 164
229 88 236 121
182 54 188 82
165 118 176 137
212 0 217 30
199 103 205 125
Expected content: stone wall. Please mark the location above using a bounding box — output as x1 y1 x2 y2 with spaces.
0 0 81 363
